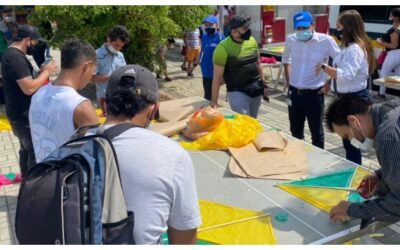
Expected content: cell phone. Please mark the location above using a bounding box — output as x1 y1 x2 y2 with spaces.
42 58 52 66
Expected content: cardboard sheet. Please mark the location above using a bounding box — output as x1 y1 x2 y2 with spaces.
151 119 188 137
228 132 308 180
158 96 209 122
253 131 288 151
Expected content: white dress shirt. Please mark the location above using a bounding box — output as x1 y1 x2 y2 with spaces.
333 43 369 93
282 32 340 89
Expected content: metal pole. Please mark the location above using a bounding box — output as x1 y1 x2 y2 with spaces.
219 5 224 34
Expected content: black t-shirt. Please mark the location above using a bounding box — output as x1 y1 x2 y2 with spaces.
382 27 400 52
1 47 34 122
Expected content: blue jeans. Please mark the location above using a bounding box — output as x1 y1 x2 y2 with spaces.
337 89 371 165
288 86 325 149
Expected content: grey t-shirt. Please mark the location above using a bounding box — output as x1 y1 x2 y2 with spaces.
106 126 201 244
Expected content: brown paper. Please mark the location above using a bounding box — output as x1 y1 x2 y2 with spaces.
151 119 189 137
159 96 209 122
228 132 308 180
228 157 307 180
253 131 288 151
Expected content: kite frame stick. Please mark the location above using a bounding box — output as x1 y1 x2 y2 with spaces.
198 214 270 232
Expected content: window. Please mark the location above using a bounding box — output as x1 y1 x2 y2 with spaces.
339 6 400 24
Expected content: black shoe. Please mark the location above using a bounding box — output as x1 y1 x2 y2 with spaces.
165 77 172 81
181 65 187 71
373 94 386 100
187 72 194 77
156 74 162 79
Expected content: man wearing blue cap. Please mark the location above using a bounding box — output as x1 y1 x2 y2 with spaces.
200 15 225 100
282 11 340 149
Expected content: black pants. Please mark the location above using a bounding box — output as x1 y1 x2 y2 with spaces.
337 89 370 165
288 86 325 149
9 120 36 176
203 77 213 101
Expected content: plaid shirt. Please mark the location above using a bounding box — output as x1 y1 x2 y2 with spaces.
347 101 400 222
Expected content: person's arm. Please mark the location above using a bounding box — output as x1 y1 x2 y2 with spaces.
16 61 58 96
210 65 224 107
91 75 109 83
320 46 362 82
378 31 399 49
73 100 99 130
332 137 400 222
282 40 291 86
167 227 197 244
210 43 227 107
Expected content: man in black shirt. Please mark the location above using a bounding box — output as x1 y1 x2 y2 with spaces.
1 24 57 175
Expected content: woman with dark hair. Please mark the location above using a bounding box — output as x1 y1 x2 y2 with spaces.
317 9 376 165
376 7 400 99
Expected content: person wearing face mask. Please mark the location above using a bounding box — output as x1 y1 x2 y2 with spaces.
318 10 377 164
199 15 224 101
210 15 268 118
375 7 400 100
1 24 58 176
92 25 130 106
325 95 400 223
282 11 340 149
29 38 99 163
97 65 201 244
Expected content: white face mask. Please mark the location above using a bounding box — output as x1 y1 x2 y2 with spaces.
349 123 375 152
106 44 118 55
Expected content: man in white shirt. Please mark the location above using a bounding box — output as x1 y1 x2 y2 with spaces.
282 11 340 149
29 38 99 163
99 64 201 244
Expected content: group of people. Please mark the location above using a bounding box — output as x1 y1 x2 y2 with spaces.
1 7 400 244
1 24 201 244
283 9 400 224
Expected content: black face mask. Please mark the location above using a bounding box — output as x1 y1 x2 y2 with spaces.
26 41 36 55
240 29 252 41
335 29 343 41
205 27 216 35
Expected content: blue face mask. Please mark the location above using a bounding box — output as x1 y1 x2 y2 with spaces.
296 29 313 41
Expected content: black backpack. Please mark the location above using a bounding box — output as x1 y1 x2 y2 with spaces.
15 123 136 244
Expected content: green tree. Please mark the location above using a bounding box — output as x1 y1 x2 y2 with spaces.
30 5 212 70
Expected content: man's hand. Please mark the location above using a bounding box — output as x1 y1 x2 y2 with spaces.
209 101 218 108
41 60 58 76
376 38 385 46
317 82 330 95
357 173 379 198
330 201 350 222
315 63 324 75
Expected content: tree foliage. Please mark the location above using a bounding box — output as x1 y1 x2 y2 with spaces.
30 5 212 70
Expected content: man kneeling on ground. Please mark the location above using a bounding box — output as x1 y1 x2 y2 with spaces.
98 64 201 244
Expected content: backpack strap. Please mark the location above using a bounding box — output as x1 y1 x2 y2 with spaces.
70 124 101 140
102 123 138 140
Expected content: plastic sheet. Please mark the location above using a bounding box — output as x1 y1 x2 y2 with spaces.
180 114 263 151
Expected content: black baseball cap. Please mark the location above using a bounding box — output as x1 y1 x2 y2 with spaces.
106 65 159 103
15 24 43 41
228 15 253 30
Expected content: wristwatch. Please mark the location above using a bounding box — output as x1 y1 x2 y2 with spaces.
320 63 327 70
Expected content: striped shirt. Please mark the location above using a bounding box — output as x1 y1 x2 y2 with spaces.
347 100 400 222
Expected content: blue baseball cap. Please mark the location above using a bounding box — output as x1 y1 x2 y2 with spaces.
203 15 218 24
293 11 313 29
